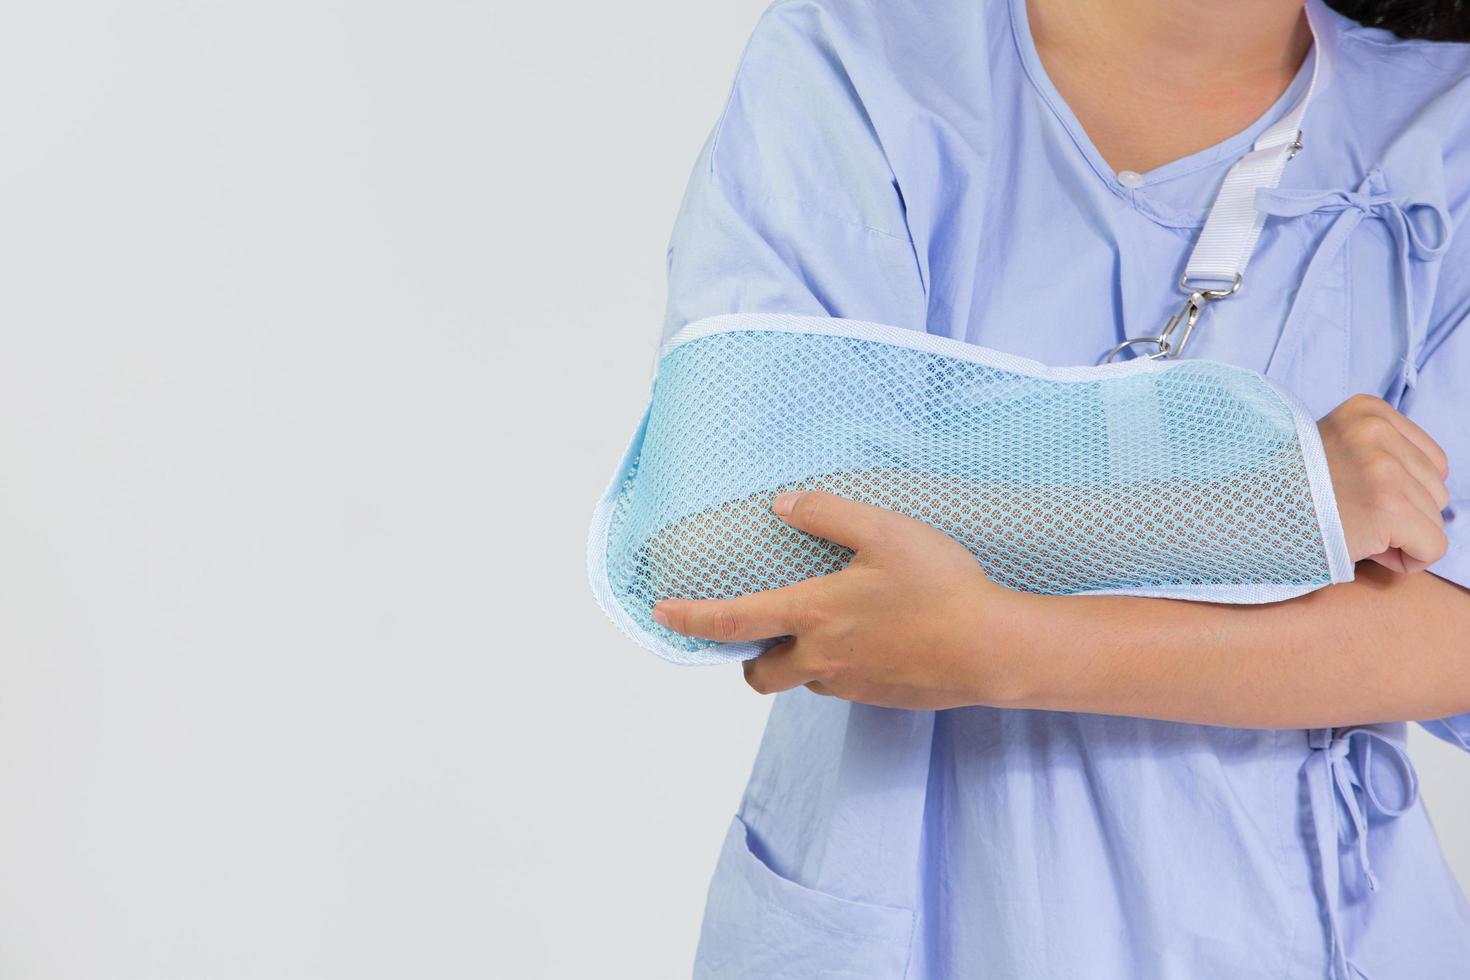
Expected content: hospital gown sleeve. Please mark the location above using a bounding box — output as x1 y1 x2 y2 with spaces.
658 2 928 347
1401 261 1470 752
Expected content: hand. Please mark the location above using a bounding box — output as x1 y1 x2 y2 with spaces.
1319 394 1450 574
651 490 1033 709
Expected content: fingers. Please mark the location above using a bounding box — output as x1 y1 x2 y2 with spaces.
1366 444 1448 521
1370 414 1452 511
1372 398 1450 480
1369 548 1407 574
1394 443 1453 512
1365 405 1449 570
653 490 905 641
1328 395 1452 573
1383 502 1449 574
652 580 817 643
654 583 834 698
1363 465 1448 572
1348 395 1450 503
741 642 819 696
1364 460 1447 572
771 489 906 552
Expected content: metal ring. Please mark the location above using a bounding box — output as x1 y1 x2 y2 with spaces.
1104 337 1171 364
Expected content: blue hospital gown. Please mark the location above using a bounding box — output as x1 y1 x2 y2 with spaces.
656 0 1470 975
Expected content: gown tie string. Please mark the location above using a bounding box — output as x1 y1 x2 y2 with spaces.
1255 169 1450 391
1305 725 1420 979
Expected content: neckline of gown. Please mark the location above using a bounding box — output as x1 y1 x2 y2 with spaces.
1006 0 1318 229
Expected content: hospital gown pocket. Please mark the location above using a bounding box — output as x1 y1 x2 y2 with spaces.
692 814 916 980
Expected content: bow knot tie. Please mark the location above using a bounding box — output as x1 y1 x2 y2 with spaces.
1305 725 1420 980
1255 168 1450 390
1255 169 1450 261
1309 725 1419 894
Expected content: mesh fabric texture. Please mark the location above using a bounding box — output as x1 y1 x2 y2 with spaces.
589 314 1353 665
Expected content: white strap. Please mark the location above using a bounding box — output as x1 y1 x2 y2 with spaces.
1183 2 1332 285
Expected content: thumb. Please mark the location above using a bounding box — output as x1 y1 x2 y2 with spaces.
772 489 906 551
1370 547 1407 573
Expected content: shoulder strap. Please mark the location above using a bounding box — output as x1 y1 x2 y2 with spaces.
1183 0 1334 285
1105 1 1336 362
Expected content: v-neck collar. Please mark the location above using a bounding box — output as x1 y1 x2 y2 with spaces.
1008 0 1319 228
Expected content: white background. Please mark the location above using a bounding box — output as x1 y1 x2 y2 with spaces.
0 2 1465 978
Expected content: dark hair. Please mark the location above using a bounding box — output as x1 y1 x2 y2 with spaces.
1326 0 1470 41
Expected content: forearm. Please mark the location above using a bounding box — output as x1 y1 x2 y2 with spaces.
1010 563 1470 728
644 468 1321 602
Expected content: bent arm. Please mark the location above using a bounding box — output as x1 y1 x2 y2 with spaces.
1015 562 1470 728
639 464 1332 602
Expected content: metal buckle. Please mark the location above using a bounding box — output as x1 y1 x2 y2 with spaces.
1287 129 1304 159
1103 273 1241 363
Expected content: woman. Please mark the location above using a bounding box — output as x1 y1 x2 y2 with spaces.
644 0 1470 975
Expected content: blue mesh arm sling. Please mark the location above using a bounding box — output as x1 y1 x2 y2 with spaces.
588 314 1353 665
